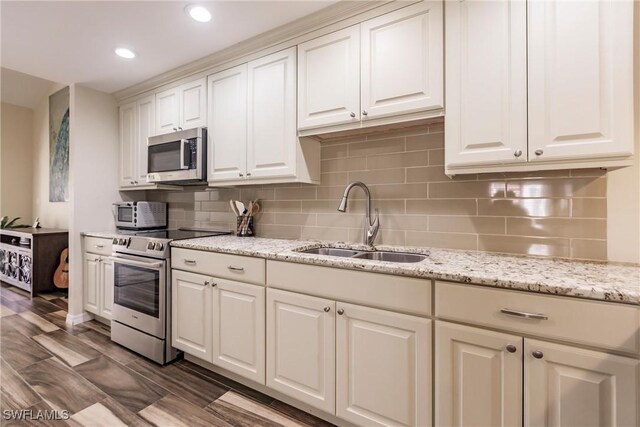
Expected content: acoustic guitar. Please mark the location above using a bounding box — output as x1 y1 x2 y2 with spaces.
53 248 69 289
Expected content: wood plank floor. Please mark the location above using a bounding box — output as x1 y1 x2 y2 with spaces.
0 283 335 427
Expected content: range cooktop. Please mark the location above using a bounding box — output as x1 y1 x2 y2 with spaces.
113 228 231 259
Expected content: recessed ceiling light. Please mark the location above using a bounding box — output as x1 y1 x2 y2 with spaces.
115 48 136 59
186 4 212 23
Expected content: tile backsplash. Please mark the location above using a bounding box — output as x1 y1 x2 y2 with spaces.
149 123 608 261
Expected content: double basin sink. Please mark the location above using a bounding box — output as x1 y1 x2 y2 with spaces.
297 247 427 263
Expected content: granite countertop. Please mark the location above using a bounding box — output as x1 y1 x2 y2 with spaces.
171 235 640 306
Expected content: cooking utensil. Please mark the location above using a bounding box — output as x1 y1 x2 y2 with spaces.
230 200 240 216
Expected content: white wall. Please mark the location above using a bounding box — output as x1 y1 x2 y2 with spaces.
67 84 120 321
32 83 70 229
607 2 640 264
1 102 34 222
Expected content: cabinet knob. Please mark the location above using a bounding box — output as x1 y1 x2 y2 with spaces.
204 280 210 287
362 110 368 116
337 308 344 315
246 173 251 177
239 173 244 177
350 112 356 118
532 351 544 359
211 282 217 287
506 344 517 353
173 127 178 131
178 127 183 131
534 149 544 156
514 149 522 158
323 306 330 312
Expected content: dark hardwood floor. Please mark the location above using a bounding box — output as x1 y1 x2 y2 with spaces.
0 283 334 426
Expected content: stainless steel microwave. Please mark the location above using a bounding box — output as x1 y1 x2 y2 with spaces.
146 127 207 184
114 201 167 230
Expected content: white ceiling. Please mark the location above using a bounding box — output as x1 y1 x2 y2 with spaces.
1 1 336 94
1 67 57 109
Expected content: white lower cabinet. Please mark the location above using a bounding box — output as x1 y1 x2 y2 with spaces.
83 248 114 321
100 257 114 320
172 270 213 361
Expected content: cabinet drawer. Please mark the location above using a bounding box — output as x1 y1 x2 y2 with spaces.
84 237 113 256
435 281 640 354
268 261 431 317
172 248 265 285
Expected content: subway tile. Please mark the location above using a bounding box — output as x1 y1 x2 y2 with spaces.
348 137 405 157
207 188 241 201
569 168 607 177
301 227 350 242
405 231 477 251
427 122 445 133
349 168 406 185
200 201 230 212
428 149 445 166
429 216 506 234
320 144 348 160
377 215 429 232
260 200 301 213
571 198 607 218
316 213 365 228
194 192 210 201
351 229 406 246
370 183 428 200
257 225 302 240
570 239 607 261
478 199 571 218
238 188 275 201
317 186 355 200
321 157 366 173
406 199 477 216
320 172 349 186
407 166 476 183
366 151 428 169
274 187 317 200
478 235 570 258
275 213 317 226
506 177 606 198
507 218 606 239
405 133 443 151
429 181 505 199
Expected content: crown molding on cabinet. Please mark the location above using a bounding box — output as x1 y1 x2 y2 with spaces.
114 1 420 102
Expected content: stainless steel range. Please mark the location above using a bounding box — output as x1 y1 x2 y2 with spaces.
110 228 230 364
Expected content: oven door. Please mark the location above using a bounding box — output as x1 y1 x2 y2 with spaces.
111 254 166 339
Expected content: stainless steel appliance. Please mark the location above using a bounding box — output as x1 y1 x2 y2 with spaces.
114 201 167 230
110 228 230 364
146 127 207 184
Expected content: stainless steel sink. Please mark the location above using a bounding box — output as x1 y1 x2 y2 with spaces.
300 247 361 257
352 251 427 263
298 247 427 263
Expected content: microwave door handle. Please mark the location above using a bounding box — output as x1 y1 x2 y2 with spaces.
180 139 189 170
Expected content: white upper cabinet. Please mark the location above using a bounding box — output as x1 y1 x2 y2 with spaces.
361 1 443 120
155 78 207 135
297 26 361 130
527 0 634 162
118 101 137 188
247 47 297 179
136 95 155 184
445 0 527 168
208 64 248 182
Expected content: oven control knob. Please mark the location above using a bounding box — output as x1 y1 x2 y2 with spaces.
147 242 155 250
155 242 164 251
113 238 118 244
120 238 129 246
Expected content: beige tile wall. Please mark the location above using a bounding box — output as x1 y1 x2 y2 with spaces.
151 123 608 261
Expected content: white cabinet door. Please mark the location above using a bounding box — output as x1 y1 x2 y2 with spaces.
528 1 634 162
83 253 100 314
136 95 155 184
247 47 297 179
297 26 361 130
100 256 114 320
361 1 443 120
156 87 180 134
435 321 522 427
171 270 212 362
208 65 248 182
180 78 207 130
445 0 528 168
525 339 639 427
118 101 137 187
336 302 431 427
266 288 335 413
212 278 265 384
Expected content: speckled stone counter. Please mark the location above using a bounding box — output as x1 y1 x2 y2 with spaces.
171 235 640 305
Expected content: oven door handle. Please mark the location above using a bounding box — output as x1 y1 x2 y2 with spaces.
109 255 164 269
179 139 189 170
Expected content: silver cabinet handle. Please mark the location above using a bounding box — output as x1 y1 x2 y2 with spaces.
506 344 517 353
246 173 251 177
211 282 217 287
514 149 522 158
532 351 544 359
95 245 104 249
362 110 368 116
184 259 197 265
227 266 244 272
204 280 210 287
500 308 548 320
239 173 244 177
173 127 178 131
350 112 356 118
337 308 344 315
178 127 183 131
323 306 330 312
534 149 544 156
94 258 100 262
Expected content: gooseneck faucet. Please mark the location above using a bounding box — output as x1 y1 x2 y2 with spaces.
337 181 380 246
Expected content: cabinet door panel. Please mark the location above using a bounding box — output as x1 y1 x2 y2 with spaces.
155 88 180 135
171 270 212 362
361 1 443 120
435 321 522 427
208 65 247 182
136 95 155 183
83 253 100 314
528 1 634 161
180 78 207 130
525 339 638 427
445 0 527 168
336 302 431 427
100 257 114 320
298 26 360 130
212 279 265 384
266 288 335 413
119 102 137 187
247 47 297 179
